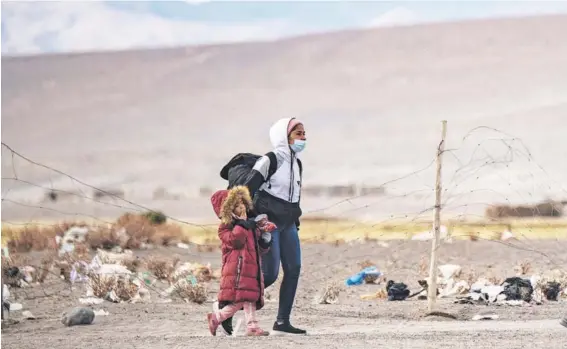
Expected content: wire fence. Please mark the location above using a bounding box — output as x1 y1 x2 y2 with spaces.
2 122 567 320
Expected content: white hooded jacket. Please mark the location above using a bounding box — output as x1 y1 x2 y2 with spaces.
252 117 302 203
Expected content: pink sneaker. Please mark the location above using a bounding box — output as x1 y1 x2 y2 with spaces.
207 313 219 336
246 327 270 336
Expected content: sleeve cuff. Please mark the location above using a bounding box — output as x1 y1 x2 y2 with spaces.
261 232 272 243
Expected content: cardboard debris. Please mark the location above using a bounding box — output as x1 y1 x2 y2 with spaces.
360 288 387 300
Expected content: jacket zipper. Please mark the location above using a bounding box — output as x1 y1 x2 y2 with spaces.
235 255 243 289
289 154 295 202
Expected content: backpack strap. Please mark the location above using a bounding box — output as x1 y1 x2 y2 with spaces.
265 151 278 181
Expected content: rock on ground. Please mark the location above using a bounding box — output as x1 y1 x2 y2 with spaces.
61 307 95 327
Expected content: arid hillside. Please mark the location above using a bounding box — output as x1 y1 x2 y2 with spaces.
2 15 567 222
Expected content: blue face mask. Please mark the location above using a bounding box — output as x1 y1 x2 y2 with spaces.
290 139 306 153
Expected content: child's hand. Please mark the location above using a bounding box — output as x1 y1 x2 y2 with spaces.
258 221 277 233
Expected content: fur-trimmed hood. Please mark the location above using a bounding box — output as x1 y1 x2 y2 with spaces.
210 186 253 225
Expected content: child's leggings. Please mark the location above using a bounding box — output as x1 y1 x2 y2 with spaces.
215 302 258 330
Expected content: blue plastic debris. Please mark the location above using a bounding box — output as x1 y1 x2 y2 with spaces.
345 266 382 286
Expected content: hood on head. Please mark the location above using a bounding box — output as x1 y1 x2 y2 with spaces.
211 190 229 218
269 117 302 153
210 186 253 224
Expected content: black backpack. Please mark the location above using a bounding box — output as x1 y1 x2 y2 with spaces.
220 152 302 190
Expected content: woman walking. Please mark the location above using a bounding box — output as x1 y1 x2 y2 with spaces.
239 117 307 335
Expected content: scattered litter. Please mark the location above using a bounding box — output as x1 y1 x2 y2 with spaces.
9 303 23 311
470 278 492 292
130 286 152 303
439 279 470 298
79 297 104 305
502 277 533 302
499 300 527 306
61 307 95 327
543 281 561 301
345 266 382 286
438 264 461 280
315 282 341 304
93 309 109 316
22 310 36 320
360 288 387 300
173 262 215 283
96 249 134 265
57 226 89 256
386 280 410 301
480 285 505 302
177 242 190 249
173 278 208 304
472 312 499 321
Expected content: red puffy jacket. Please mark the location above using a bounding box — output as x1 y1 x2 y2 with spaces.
211 187 269 309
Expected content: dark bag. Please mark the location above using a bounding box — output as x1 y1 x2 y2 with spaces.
220 152 303 191
386 280 410 301
501 277 533 302
220 152 278 189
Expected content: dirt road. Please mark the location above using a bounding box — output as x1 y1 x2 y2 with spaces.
2 240 566 348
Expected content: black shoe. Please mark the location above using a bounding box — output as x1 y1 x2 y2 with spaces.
561 316 567 328
272 321 307 335
213 301 233 336
221 317 233 335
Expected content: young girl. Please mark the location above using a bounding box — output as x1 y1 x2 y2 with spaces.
208 185 276 336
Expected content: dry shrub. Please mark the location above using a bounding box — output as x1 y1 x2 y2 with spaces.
4 225 56 252
153 224 183 246
37 253 57 283
87 270 139 302
463 269 478 285
316 282 342 304
88 273 117 298
54 260 72 282
194 265 213 282
174 280 208 304
114 278 139 301
487 275 503 285
514 261 532 275
114 213 156 249
147 256 180 282
72 242 90 261
121 258 141 273
3 221 94 253
358 259 375 269
86 226 121 250
113 213 183 248
485 200 564 219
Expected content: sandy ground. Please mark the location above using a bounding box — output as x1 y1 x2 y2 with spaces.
2 240 566 348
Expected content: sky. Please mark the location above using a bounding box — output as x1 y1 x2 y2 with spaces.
2 1 567 56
